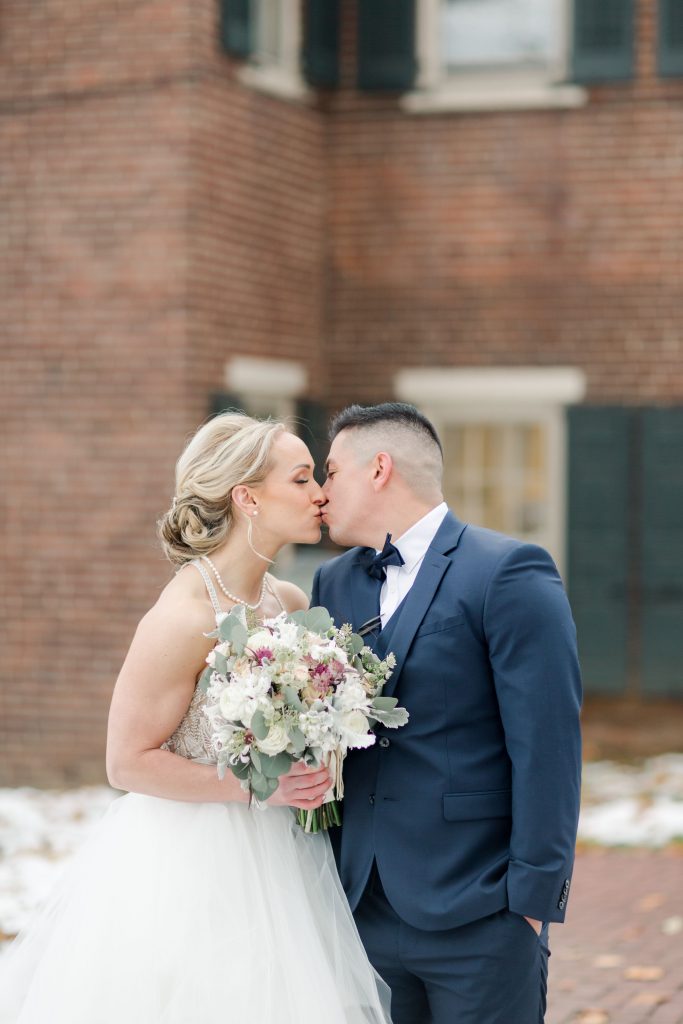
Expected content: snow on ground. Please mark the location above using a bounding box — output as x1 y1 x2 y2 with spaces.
579 753 683 847
0 755 681 945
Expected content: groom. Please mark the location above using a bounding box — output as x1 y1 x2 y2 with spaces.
311 403 582 1024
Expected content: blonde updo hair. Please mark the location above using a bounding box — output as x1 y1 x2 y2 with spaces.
158 412 285 566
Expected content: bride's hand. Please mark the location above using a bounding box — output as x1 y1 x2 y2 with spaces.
269 762 332 810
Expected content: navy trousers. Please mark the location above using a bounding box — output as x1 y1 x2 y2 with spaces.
355 866 550 1024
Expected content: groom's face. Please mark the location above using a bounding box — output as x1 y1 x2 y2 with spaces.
321 431 375 547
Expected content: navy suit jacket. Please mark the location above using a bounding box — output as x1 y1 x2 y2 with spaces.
311 512 582 932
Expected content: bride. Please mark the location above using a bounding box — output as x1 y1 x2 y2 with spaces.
0 413 391 1023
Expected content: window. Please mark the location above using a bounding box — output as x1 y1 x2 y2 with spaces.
394 367 587 574
228 0 308 101
443 421 549 544
224 355 308 420
405 0 586 112
440 0 562 72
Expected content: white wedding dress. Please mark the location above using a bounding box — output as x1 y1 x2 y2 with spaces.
0 565 391 1023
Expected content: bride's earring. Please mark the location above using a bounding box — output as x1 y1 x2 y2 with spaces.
246 509 273 565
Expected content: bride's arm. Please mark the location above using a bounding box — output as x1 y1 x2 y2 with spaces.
106 592 330 808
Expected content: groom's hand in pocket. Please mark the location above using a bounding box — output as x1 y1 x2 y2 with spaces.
269 763 331 810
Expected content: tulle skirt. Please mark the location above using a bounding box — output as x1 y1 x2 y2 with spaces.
0 792 391 1023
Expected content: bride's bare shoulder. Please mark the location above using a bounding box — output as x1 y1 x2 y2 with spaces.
269 577 309 614
142 564 216 639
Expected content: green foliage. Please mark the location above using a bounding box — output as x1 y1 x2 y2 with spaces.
198 665 213 694
250 709 269 740
259 751 293 778
218 607 248 653
288 606 334 634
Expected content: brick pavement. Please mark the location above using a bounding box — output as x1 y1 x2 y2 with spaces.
547 849 683 1024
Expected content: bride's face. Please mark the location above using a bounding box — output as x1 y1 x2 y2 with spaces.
250 431 325 546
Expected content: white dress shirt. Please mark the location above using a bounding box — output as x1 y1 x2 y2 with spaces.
379 502 449 627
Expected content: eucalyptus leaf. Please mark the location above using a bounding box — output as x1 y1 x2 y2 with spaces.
213 651 228 676
259 751 293 778
289 607 333 634
288 727 307 754
283 686 305 711
198 665 213 694
250 770 270 800
250 709 269 741
219 608 249 652
231 759 251 781
347 633 365 655
250 748 262 773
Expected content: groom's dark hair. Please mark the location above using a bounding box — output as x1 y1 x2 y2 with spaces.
329 402 443 455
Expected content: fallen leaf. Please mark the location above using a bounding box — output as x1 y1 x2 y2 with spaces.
635 892 665 912
575 1010 609 1024
593 954 623 969
630 991 670 1007
623 965 665 981
661 916 683 935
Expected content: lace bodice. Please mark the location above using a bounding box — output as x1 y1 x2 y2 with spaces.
161 682 215 762
161 559 285 764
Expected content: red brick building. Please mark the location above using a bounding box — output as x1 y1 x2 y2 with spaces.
1 0 682 785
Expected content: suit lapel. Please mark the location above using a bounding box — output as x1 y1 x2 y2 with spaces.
378 511 467 696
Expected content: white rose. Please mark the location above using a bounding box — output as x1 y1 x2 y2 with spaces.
219 687 247 722
337 709 373 749
257 721 290 756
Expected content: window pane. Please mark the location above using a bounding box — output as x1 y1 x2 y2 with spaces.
253 0 283 64
442 421 549 543
440 0 562 70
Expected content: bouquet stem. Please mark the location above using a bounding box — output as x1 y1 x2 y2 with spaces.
296 799 342 834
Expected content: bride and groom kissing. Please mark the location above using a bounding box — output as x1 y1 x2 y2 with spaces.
0 402 582 1024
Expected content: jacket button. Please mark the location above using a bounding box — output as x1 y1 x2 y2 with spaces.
379 737 390 748
558 899 566 910
369 794 375 805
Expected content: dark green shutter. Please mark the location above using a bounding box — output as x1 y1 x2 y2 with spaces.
573 0 634 81
357 0 417 92
658 0 683 76
640 408 683 695
568 407 632 694
303 0 340 88
220 0 252 59
296 399 329 485
210 392 245 417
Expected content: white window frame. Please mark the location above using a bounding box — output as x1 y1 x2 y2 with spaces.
394 366 587 576
238 0 310 103
225 355 308 420
403 0 587 113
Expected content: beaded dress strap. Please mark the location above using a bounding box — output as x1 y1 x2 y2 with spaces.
189 559 223 618
265 574 286 613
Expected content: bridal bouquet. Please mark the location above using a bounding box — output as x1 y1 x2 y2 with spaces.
199 605 407 832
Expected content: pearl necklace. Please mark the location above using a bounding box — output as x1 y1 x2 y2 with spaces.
203 556 268 611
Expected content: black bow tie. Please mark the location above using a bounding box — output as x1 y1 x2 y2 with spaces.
362 533 405 582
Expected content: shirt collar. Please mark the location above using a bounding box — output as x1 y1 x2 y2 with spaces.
385 502 448 576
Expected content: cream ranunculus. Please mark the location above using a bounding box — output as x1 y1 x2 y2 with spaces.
256 720 290 756
246 629 275 652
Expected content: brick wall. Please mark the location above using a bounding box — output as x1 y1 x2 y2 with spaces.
326 0 683 409
0 0 326 785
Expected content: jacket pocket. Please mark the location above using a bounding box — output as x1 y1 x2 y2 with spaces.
443 789 512 821
415 613 465 638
